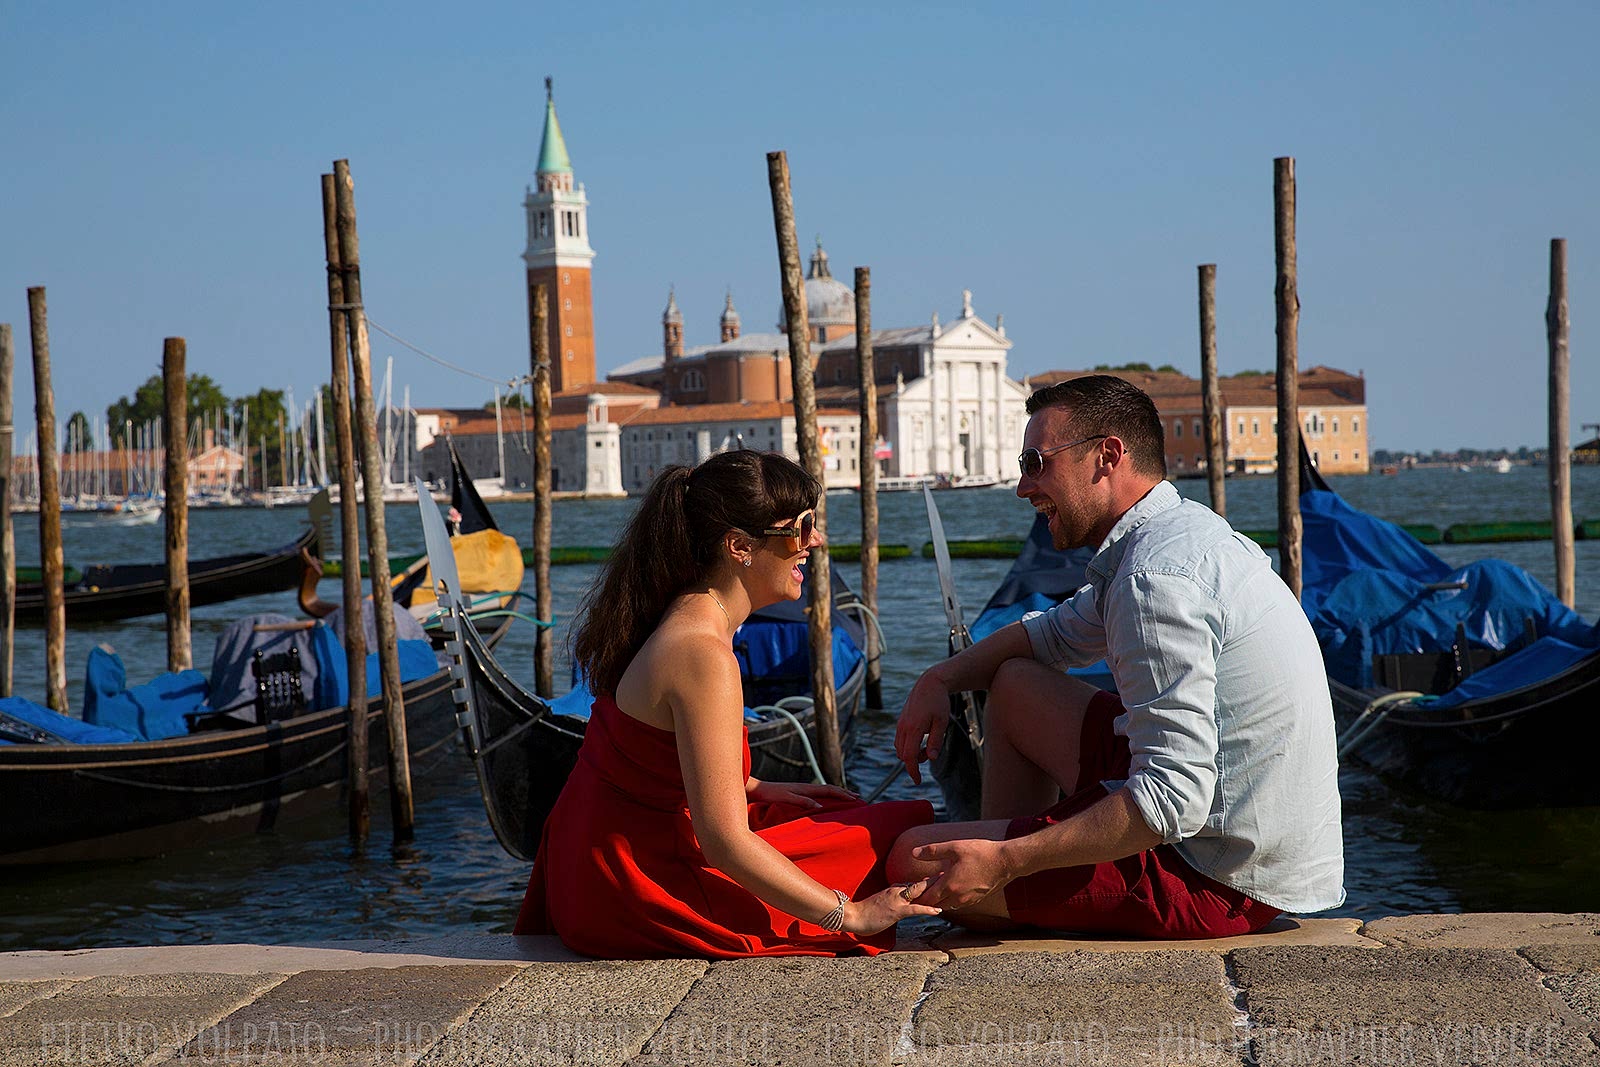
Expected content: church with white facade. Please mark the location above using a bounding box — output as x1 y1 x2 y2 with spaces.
518 84 1030 495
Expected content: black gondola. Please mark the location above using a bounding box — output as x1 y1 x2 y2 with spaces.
14 526 318 624
0 610 515 863
1299 444 1600 808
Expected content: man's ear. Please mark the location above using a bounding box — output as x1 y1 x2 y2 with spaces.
1097 435 1129 470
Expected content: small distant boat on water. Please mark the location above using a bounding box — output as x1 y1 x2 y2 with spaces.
61 497 161 527
1300 443 1600 808
1495 457 1514 474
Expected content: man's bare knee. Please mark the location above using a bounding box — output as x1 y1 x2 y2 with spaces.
886 825 946 884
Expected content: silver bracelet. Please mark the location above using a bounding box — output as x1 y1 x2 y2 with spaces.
818 889 849 932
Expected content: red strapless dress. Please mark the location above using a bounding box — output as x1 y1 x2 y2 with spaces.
514 693 935 959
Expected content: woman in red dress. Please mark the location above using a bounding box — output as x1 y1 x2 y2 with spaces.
515 451 939 959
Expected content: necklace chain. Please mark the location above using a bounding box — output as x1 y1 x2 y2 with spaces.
706 589 732 631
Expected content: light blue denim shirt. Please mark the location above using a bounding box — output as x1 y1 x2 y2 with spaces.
1020 481 1345 914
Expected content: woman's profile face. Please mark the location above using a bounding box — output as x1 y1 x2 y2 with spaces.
748 506 824 603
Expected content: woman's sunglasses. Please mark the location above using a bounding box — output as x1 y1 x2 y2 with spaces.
752 509 817 546
1017 434 1108 478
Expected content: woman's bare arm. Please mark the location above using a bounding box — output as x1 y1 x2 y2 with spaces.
667 631 935 934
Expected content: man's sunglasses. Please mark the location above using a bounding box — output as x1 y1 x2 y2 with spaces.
751 509 816 545
1017 435 1109 479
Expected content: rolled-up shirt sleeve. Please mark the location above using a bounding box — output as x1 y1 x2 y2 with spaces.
1107 570 1222 844
1021 583 1107 669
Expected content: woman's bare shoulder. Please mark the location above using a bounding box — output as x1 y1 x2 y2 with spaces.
646 616 738 679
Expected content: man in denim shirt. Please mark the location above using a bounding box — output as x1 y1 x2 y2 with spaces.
890 376 1343 937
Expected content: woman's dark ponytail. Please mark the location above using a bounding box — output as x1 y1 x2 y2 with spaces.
570 451 819 694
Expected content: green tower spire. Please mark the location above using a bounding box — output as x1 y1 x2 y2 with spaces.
537 76 573 175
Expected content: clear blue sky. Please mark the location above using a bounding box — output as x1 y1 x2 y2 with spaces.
2 2 1595 452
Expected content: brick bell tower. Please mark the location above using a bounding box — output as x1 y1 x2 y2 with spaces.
524 77 596 393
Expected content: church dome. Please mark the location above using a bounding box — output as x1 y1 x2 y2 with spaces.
779 238 855 331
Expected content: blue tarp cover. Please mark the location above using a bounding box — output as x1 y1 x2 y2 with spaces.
308 628 442 709
1301 488 1600 693
82 647 208 741
0 695 141 745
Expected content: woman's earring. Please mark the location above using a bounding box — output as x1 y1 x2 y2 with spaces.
742 558 752 568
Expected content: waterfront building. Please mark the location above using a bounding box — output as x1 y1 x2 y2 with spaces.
470 83 1033 495
1026 366 1371 476
617 401 860 492
611 247 1028 488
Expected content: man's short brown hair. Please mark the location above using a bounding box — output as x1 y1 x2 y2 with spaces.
1025 375 1168 479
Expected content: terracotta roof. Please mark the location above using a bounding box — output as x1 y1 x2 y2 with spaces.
412 407 494 419
626 401 855 427
553 381 660 398
1027 367 1365 408
433 411 589 438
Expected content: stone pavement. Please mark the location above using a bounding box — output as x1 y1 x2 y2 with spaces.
2 914 1599 1065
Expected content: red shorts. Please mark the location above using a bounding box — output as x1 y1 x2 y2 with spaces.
1001 690 1281 939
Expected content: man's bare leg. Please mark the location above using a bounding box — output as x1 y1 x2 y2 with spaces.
980 660 1106 820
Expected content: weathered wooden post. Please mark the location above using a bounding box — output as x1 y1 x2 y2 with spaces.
1273 158 1301 599
162 339 192 672
1198 264 1225 517
766 150 845 786
27 288 67 712
1547 237 1575 608
0 324 14 698
854 266 882 708
322 172 370 840
333 158 414 843
529 283 554 698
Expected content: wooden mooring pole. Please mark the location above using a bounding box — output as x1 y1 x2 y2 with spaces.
529 283 554 698
854 266 882 709
1547 237 1575 608
1273 158 1302 600
766 150 845 786
322 172 369 840
27 288 67 712
333 158 414 844
1198 264 1225 518
162 339 192 672
0 324 14 698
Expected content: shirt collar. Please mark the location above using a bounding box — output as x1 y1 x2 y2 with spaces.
1087 481 1181 582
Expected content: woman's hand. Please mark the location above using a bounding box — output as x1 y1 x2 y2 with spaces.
842 878 943 936
746 778 859 810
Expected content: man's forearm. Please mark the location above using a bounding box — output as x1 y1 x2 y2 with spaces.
999 787 1163 880
926 621 1035 694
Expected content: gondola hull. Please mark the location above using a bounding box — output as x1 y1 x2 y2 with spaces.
1329 656 1600 809
14 527 318 624
0 613 512 863
1302 441 1600 808
442 605 868 863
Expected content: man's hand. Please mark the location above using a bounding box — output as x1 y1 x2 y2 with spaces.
894 670 952 785
910 837 1016 910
